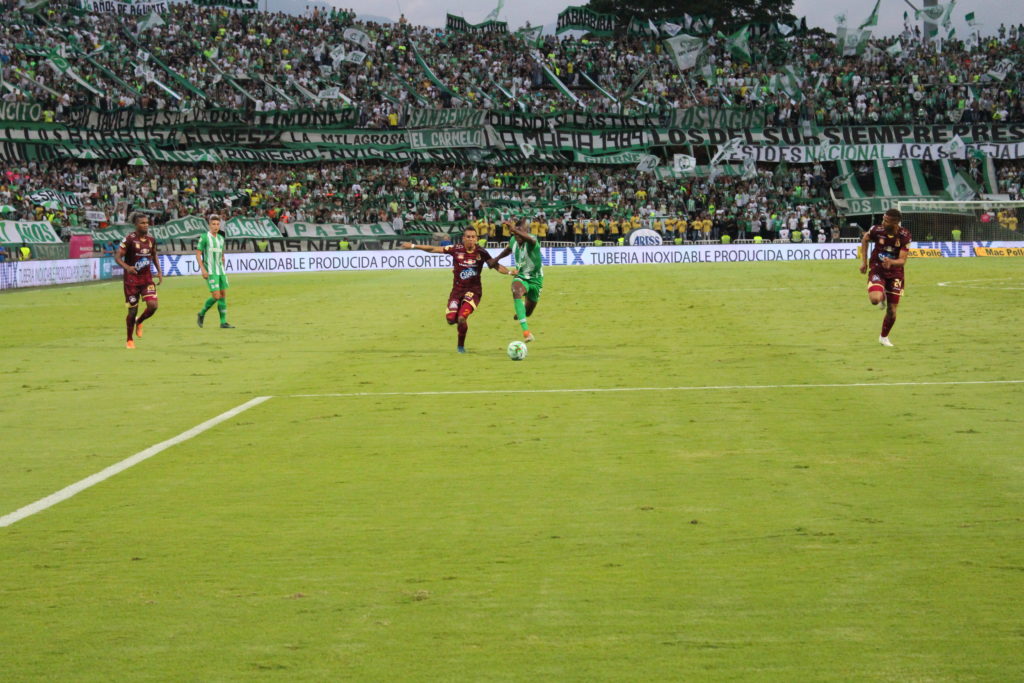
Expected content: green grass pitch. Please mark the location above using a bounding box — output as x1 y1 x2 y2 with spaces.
1 258 1023 680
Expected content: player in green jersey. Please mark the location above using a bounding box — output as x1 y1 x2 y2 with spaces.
196 214 234 329
494 219 543 343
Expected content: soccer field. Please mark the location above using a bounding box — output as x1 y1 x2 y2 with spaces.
1 259 1023 680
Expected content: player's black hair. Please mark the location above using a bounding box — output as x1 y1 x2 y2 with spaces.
884 208 902 220
130 212 148 225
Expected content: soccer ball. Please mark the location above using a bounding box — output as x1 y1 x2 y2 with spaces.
507 340 528 361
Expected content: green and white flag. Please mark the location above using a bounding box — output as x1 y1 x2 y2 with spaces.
942 134 966 156
577 70 618 103
484 0 504 22
541 63 580 105
410 42 466 103
839 28 871 56
344 51 366 65
940 0 956 27
343 28 374 51
673 154 697 174
965 11 978 26
318 87 341 100
636 154 660 173
987 58 1013 81
946 171 976 201
834 12 847 26
516 25 544 47
136 11 165 36
886 40 903 56
664 34 705 72
46 52 105 97
18 0 49 11
722 25 751 63
289 77 319 103
661 22 682 37
858 0 881 29
915 3 947 22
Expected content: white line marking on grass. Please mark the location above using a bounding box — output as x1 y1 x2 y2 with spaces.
290 379 1024 400
938 278 1024 290
0 396 273 529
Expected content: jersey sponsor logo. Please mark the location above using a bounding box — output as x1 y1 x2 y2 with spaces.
459 268 477 280
134 257 151 270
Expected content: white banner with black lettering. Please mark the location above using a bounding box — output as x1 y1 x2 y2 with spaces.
152 242 1024 278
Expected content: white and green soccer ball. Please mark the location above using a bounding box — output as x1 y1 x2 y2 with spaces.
507 340 528 361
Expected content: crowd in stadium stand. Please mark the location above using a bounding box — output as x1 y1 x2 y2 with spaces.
1 3 1023 245
0 159 842 242
1 4 1021 121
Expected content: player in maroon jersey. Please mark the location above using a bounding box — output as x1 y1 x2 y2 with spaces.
114 213 163 349
860 208 911 347
400 226 514 352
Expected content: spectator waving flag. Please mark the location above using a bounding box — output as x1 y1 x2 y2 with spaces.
661 22 682 37
858 0 881 30
136 11 165 36
941 0 957 27
484 0 504 22
516 26 543 47
664 34 705 72
721 25 751 63
987 58 1013 81
343 28 375 51
915 3 948 22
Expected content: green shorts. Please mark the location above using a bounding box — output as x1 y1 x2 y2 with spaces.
205 273 229 292
514 276 543 302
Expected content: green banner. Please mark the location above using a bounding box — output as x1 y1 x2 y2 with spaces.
0 220 61 244
445 14 509 34
72 224 134 241
151 215 208 240
573 150 651 164
557 6 616 36
224 216 283 238
408 127 491 150
406 108 488 129
190 0 256 9
286 222 396 239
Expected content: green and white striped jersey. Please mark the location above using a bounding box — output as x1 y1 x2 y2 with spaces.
197 231 226 276
511 238 543 281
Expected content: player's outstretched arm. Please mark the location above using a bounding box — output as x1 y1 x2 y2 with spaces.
486 259 513 275
400 242 446 254
859 232 870 273
509 222 537 244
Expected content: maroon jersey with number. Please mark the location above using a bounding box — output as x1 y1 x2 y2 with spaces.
120 231 157 284
866 224 912 278
443 244 495 291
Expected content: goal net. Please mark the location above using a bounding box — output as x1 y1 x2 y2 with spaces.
896 200 1024 242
